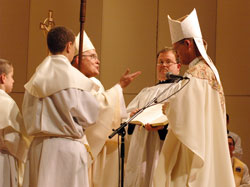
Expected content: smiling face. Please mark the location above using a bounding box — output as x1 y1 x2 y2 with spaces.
157 50 181 81
79 49 100 78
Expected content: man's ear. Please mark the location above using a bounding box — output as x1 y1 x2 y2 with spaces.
184 39 192 47
66 41 73 53
177 63 181 70
0 74 6 84
72 55 79 69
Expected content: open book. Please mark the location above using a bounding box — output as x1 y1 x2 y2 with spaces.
130 103 168 127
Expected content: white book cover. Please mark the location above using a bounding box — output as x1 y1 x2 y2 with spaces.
131 103 168 127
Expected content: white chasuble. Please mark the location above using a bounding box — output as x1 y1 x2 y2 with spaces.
154 59 235 187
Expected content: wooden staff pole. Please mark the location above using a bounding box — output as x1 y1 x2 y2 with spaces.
78 0 87 70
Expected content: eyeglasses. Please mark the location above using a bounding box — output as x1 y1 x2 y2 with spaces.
82 54 98 60
157 60 177 66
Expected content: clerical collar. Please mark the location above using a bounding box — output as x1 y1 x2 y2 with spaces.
189 57 202 69
157 79 176 85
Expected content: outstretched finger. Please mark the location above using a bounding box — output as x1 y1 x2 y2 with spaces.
122 68 130 76
129 71 141 79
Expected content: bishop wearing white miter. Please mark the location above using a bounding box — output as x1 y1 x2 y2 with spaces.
154 9 235 187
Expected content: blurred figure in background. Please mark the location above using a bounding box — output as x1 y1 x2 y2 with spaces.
227 113 243 159
228 136 250 187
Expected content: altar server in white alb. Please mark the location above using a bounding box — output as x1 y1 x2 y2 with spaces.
72 32 141 187
154 9 235 186
0 59 30 187
124 47 181 187
22 26 100 187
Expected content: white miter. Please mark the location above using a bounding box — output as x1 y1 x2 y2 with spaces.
168 8 221 84
75 31 95 53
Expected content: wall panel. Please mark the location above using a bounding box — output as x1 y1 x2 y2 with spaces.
217 0 250 167
101 0 158 102
0 0 30 95
225 96 250 167
216 0 250 95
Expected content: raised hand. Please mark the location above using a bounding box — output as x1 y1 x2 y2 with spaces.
119 69 141 88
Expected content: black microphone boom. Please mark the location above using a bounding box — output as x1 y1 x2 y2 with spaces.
166 72 189 80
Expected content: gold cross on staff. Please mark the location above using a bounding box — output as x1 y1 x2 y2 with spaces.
40 10 55 37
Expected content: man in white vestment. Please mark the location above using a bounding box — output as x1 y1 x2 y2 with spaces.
124 47 181 187
154 9 235 187
22 26 100 187
72 32 141 187
0 59 30 187
228 136 250 187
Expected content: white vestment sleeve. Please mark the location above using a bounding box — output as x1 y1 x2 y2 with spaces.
114 84 127 118
86 78 127 187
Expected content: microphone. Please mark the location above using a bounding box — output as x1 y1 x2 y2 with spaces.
166 72 189 80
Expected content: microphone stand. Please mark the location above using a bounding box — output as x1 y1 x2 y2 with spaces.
108 98 155 187
108 78 185 187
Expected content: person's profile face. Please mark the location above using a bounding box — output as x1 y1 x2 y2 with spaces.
157 51 180 81
173 40 189 65
80 49 100 78
4 67 14 93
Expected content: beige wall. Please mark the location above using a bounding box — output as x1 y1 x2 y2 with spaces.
27 0 82 79
100 0 158 103
216 0 250 167
0 0 30 105
27 0 103 80
1 0 249 170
